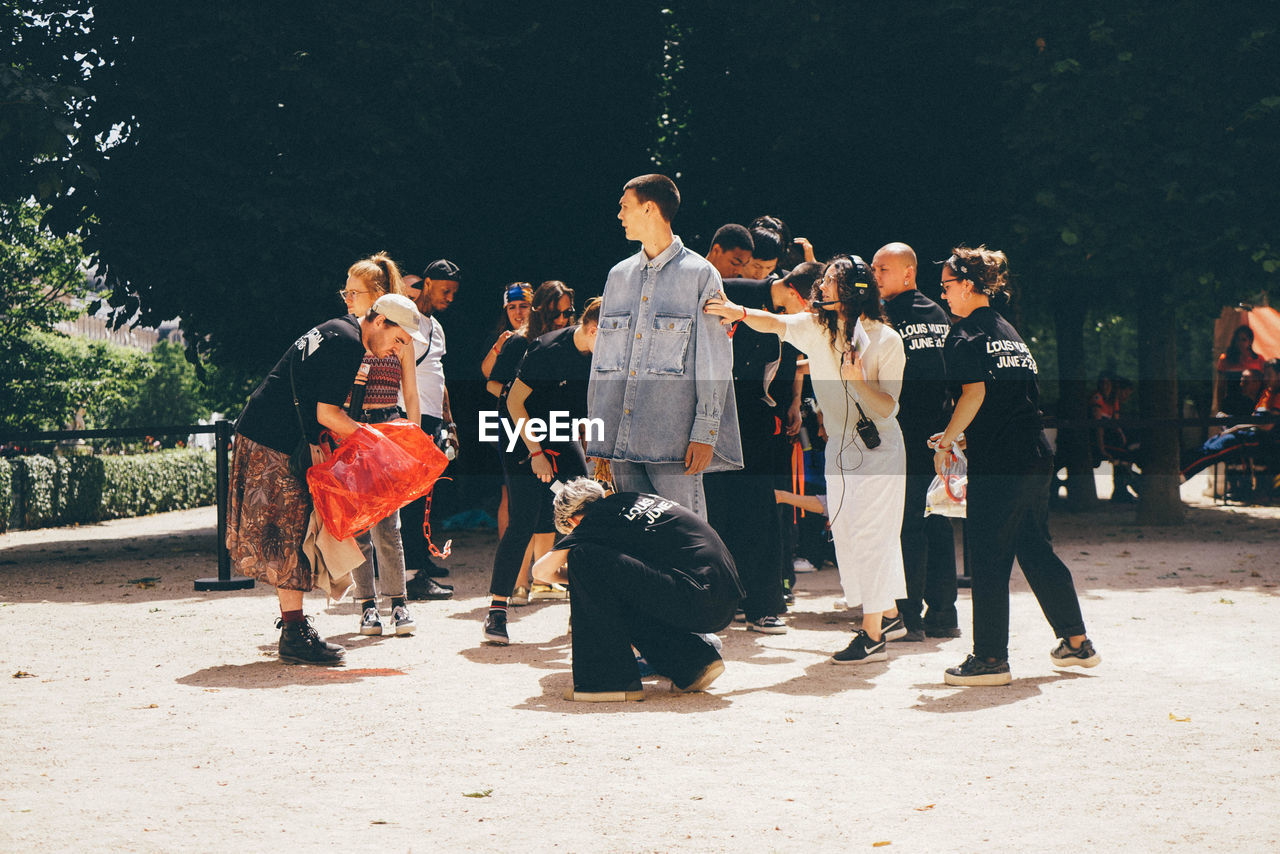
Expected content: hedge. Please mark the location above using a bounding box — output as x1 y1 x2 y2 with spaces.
0 449 216 532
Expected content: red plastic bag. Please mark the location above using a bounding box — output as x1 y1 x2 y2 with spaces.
307 420 449 540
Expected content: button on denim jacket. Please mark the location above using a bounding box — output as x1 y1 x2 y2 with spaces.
587 236 742 471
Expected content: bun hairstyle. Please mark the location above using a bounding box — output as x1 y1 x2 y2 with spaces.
816 253 886 350
348 251 407 297
945 245 1010 306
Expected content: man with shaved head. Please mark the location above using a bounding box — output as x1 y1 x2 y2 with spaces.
873 242 959 640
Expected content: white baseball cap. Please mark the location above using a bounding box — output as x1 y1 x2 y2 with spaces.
371 294 429 344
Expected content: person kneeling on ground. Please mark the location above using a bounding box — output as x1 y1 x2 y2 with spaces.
531 477 745 702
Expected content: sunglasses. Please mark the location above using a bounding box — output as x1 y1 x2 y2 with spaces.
553 307 576 319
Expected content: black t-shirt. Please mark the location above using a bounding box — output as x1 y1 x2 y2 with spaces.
884 289 952 436
514 325 592 438
557 492 744 596
722 277 798 430
944 306 1052 473
489 334 530 397
235 315 365 453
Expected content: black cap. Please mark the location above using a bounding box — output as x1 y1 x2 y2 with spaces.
423 259 462 282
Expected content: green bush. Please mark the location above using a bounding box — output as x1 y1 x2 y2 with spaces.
13 455 57 528
0 459 12 533
1 449 215 530
99 449 216 520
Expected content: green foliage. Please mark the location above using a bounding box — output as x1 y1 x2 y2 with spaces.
12 454 57 528
0 4 95 205
0 450 214 530
99 450 216 520
0 198 90 341
0 458 13 533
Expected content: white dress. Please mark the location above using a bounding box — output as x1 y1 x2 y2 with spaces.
780 314 907 612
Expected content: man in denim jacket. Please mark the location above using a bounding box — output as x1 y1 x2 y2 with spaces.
587 174 742 519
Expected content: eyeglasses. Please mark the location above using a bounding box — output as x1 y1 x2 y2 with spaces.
554 307 576 319
939 278 962 292
338 288 370 300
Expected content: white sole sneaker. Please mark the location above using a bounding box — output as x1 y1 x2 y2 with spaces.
563 687 644 702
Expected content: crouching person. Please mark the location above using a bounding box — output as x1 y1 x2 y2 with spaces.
532 477 745 702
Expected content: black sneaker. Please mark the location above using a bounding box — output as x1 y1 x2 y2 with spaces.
925 625 962 639
358 606 383 636
277 617 346 666
482 609 509 645
943 654 1011 686
880 613 908 641
746 615 787 635
406 575 454 601
1050 638 1100 668
416 558 450 578
900 628 926 643
830 630 887 664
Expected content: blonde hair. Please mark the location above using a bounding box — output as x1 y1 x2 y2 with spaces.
347 251 406 298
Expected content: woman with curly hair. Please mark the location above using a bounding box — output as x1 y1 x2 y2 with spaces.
931 245 1100 686
706 254 908 665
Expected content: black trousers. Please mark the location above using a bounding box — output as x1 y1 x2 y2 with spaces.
967 462 1087 661
487 441 587 597
704 401 785 619
567 542 735 692
896 438 958 631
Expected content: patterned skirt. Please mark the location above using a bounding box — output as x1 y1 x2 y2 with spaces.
226 435 314 591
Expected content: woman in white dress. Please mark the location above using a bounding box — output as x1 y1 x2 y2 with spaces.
705 254 908 664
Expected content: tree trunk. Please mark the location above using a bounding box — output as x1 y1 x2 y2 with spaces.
1054 298 1098 510
1137 294 1185 525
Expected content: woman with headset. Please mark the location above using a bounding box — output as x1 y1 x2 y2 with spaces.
930 245 1100 686
706 255 908 664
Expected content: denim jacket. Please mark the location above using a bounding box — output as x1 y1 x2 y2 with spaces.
587 236 742 471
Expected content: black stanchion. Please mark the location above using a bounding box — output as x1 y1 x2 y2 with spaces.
195 420 255 591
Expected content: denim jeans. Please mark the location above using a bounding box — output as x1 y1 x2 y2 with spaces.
610 460 706 521
351 510 407 603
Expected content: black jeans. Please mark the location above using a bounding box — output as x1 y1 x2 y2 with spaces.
566 542 734 692
704 470 783 620
487 441 587 597
967 462 1087 661
896 438 958 631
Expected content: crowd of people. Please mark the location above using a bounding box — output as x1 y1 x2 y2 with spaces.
225 172 1104 697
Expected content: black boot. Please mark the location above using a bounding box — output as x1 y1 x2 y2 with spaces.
277 617 345 665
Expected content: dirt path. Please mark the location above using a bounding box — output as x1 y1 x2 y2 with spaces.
2 478 1277 852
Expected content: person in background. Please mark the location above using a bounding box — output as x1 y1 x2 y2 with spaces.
403 259 462 601
228 292 425 664
1215 325 1265 419
485 280 578 607
1181 359 1280 482
339 254 423 636
481 283 534 541
873 242 959 641
931 244 1100 686
532 477 744 702
482 298 600 645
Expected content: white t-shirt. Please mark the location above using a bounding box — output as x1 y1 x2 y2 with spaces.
400 314 446 419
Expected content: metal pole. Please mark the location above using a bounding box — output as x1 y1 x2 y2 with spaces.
195 420 254 591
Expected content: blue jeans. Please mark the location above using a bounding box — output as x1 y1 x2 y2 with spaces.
610 461 706 521
351 511 407 603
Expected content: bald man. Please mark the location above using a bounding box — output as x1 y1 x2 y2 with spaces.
873 243 959 640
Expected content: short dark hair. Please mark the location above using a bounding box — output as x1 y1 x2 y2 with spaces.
748 226 783 262
710 223 754 254
623 174 680 221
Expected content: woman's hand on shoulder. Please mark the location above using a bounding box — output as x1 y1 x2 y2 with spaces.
703 290 742 325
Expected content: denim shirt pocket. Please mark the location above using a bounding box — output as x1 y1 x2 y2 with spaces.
646 314 694 375
593 311 632 373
